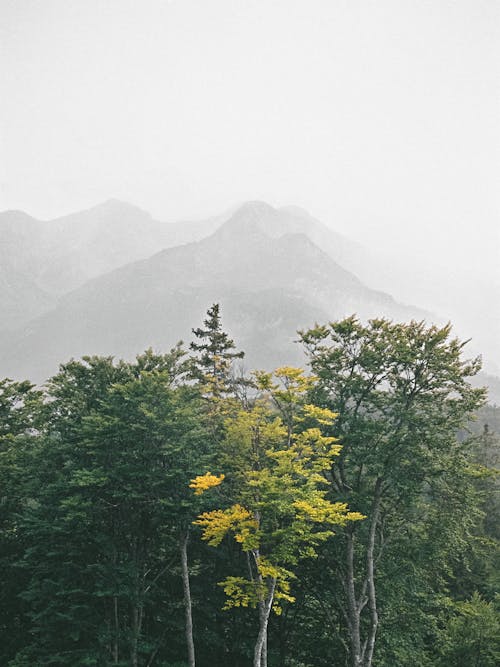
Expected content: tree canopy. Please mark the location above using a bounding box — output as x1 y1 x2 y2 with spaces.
0 310 497 667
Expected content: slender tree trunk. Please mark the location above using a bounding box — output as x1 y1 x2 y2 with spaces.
364 479 382 667
181 528 196 667
112 542 119 664
131 591 144 667
343 478 384 667
254 577 276 667
345 530 363 667
262 630 268 667
131 604 139 667
248 550 268 665
113 595 119 664
257 601 268 667
130 546 146 667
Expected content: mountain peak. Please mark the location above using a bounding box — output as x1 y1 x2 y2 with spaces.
211 201 275 243
234 200 275 219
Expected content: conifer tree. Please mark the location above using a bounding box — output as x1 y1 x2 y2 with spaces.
190 303 245 399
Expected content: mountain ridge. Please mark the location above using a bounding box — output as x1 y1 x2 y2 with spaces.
0 202 429 383
3 198 496 399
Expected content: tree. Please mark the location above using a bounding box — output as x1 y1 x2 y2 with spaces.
190 303 245 400
0 379 43 664
299 317 486 667
14 349 209 666
187 304 249 666
191 367 364 667
438 592 500 666
1 314 492 666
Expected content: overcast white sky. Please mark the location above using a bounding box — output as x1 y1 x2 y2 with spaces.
1 0 499 292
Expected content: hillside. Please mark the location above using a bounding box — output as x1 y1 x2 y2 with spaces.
0 200 224 327
0 202 427 383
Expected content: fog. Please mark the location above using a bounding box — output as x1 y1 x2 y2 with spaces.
1 0 499 367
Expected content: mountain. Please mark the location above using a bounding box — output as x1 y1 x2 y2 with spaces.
33 199 228 294
0 201 427 383
0 199 224 328
0 264 54 330
0 198 411 329
0 211 53 328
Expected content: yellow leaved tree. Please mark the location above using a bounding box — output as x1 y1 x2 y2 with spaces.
190 367 364 667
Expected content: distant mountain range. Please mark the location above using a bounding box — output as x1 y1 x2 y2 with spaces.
0 199 226 327
0 199 497 404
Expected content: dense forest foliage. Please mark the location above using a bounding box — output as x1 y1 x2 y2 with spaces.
0 306 498 667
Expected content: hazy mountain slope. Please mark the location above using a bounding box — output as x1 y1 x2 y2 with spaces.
0 202 426 383
0 264 55 330
261 203 499 374
256 202 368 272
0 199 223 305
2 198 496 371
0 211 49 327
0 199 225 329
0 197 390 301
36 199 226 294
0 198 403 330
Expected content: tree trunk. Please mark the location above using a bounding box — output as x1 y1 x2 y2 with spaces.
181 528 196 667
111 544 119 665
257 600 268 667
131 604 139 667
345 530 363 667
130 552 146 667
261 630 268 667
364 479 382 667
254 577 276 667
342 477 384 667
113 595 119 664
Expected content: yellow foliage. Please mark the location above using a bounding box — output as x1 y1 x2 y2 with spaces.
257 558 296 612
194 504 258 547
299 404 338 425
218 558 297 613
189 472 225 495
293 497 366 525
218 576 255 609
191 366 365 620
254 367 317 399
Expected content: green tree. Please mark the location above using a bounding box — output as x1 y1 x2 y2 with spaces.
0 379 43 664
14 349 209 666
438 592 500 666
187 304 249 666
190 303 245 400
299 317 486 667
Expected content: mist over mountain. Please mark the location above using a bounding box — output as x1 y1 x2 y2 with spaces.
1 198 497 404
0 200 430 383
0 199 225 327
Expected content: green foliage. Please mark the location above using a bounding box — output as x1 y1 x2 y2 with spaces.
8 348 211 665
438 592 500 666
299 317 488 666
190 303 245 398
0 311 496 667
0 379 43 660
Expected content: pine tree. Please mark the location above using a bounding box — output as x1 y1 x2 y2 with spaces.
190 304 245 399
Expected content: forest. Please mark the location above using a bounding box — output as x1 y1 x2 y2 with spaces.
0 305 498 667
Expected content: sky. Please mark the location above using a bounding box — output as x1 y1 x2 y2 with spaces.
1 0 499 363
